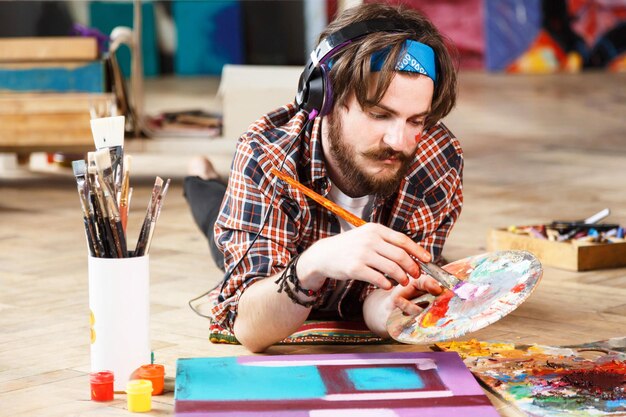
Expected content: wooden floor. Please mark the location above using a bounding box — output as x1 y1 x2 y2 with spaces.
1 72 625 416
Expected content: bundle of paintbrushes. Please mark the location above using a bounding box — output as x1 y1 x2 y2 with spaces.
71 116 170 258
507 209 625 244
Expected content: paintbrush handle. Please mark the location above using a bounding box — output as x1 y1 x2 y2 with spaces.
107 218 125 258
83 217 96 257
101 218 117 258
89 213 105 257
271 168 366 227
120 205 128 233
134 215 150 256
78 191 100 257
114 220 128 257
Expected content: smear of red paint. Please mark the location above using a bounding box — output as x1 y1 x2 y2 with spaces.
512 283 526 293
531 359 626 399
560 361 626 399
420 291 454 328
415 132 422 143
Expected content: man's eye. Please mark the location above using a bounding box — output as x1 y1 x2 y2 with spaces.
369 112 388 120
410 119 425 127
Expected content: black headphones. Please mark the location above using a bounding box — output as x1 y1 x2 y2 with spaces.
295 18 411 117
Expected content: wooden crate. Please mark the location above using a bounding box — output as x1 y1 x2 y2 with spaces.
488 228 626 271
0 93 114 152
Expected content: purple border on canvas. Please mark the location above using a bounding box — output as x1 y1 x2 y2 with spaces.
237 352 482 396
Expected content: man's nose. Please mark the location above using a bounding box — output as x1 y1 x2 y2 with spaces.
383 121 410 151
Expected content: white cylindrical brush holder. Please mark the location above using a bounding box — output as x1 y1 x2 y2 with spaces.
88 255 151 392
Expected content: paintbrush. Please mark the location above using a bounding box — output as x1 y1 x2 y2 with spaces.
72 160 100 257
77 159 106 258
119 155 132 232
88 152 115 257
94 150 128 257
142 178 171 255
271 168 485 300
135 177 163 257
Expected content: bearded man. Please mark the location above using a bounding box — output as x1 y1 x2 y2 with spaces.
184 2 463 352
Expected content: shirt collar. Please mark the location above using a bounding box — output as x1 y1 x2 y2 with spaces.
305 116 329 190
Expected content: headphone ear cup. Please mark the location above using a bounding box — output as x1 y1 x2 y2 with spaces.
318 64 333 117
298 64 333 117
299 66 324 114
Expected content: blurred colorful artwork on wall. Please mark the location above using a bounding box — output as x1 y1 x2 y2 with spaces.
486 0 626 72
369 0 626 72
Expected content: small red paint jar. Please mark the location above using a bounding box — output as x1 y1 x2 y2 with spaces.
90 371 114 402
136 364 165 395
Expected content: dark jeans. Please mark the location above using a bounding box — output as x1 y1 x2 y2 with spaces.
183 176 227 271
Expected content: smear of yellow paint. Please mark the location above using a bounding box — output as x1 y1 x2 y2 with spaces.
436 339 518 359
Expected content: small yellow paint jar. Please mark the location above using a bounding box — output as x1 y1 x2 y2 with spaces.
126 379 152 413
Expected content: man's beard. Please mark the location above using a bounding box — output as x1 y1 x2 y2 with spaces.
326 112 414 198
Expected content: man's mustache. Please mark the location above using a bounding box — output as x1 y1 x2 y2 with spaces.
361 147 411 162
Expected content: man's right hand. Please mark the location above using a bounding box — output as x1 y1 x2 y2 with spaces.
296 223 432 290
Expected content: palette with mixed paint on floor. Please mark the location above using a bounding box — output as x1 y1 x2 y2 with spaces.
387 250 543 344
436 337 626 417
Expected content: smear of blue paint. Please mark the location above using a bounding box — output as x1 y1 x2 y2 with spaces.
176 357 327 401
346 366 424 391
605 399 626 409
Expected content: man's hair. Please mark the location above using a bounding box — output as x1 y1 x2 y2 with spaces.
319 3 458 129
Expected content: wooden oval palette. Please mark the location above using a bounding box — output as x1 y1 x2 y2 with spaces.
387 250 543 344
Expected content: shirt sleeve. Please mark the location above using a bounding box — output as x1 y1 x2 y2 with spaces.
210 139 303 331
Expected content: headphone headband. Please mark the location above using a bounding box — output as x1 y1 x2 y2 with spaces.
296 19 411 117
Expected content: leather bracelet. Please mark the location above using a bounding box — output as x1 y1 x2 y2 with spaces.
288 254 325 297
275 254 325 307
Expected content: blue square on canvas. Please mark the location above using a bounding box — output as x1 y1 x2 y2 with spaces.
345 366 425 391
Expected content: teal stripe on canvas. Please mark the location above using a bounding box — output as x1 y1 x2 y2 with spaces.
176 357 327 401
0 61 105 93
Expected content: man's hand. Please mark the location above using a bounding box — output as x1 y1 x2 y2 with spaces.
363 273 444 337
296 223 432 291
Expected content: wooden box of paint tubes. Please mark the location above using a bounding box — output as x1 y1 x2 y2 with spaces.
488 218 626 271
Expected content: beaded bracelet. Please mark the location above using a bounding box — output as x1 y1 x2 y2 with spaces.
275 254 325 307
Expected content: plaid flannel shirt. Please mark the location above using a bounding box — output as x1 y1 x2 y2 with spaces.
212 102 463 332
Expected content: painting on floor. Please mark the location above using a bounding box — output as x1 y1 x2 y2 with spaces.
175 351 501 417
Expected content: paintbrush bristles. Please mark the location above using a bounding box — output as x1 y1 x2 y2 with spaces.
90 115 125 149
94 149 112 171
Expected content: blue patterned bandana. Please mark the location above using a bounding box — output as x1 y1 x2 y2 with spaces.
370 40 437 85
